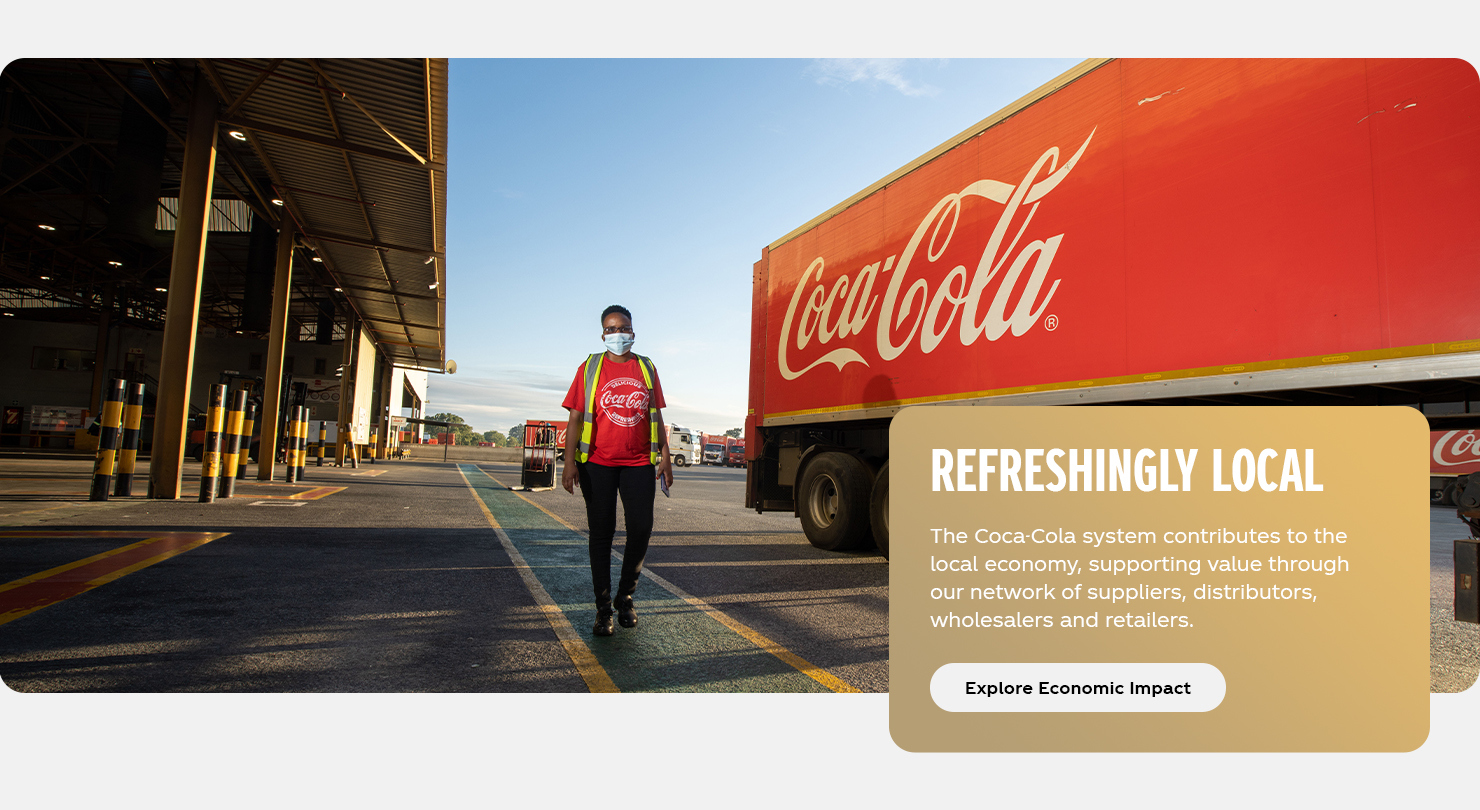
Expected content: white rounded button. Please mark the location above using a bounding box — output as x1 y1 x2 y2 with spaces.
930 663 1226 712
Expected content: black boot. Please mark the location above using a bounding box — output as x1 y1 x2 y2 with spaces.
615 595 637 629
593 607 615 637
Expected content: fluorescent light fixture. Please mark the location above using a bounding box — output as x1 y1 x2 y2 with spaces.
155 287 168 292
39 275 51 280
312 257 322 262
38 224 55 231
228 130 247 141
2 312 12 317
334 287 343 292
428 281 438 289
423 256 435 264
108 260 123 267
271 199 284 206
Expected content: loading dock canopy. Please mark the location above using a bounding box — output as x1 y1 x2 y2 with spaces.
1 58 447 370
205 59 448 371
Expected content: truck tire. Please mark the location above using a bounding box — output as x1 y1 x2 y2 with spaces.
672 453 687 467
870 461 890 559
1442 481 1458 506
798 451 874 552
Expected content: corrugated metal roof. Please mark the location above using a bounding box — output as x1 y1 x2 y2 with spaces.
204 58 448 370
0 58 447 369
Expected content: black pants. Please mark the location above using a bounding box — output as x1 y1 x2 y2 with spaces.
577 461 655 609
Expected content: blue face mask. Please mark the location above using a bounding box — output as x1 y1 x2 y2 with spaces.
604 332 635 355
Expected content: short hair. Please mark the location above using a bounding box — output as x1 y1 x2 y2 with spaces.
601 304 632 324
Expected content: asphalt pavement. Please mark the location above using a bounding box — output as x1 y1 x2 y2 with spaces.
0 452 1470 693
1430 505 1480 692
0 455 887 692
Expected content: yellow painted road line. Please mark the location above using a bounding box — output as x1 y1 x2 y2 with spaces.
650 558 885 567
479 470 584 532
456 465 618 694
477 466 860 694
284 486 345 500
0 532 227 626
634 564 861 694
227 484 346 500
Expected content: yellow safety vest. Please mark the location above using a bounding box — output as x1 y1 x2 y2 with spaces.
576 352 661 465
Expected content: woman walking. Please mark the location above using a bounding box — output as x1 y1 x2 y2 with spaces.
561 304 674 636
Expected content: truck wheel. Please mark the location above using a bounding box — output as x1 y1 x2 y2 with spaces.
798 452 874 552
870 461 890 559
1442 481 1458 507
672 454 686 467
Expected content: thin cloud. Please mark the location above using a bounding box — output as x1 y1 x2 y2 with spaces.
809 59 941 98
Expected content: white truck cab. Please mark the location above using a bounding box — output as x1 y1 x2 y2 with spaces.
668 424 700 466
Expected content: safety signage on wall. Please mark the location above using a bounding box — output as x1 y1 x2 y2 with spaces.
29 406 84 432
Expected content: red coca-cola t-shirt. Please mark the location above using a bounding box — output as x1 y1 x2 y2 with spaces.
562 354 667 466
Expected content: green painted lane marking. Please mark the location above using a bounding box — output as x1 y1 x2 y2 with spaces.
460 464 831 693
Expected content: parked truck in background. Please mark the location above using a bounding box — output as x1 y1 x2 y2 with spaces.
727 438 746 467
669 423 701 466
745 58 1480 559
702 433 729 465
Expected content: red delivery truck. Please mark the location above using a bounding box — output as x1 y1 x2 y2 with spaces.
702 433 729 465
727 438 746 467
745 58 1480 558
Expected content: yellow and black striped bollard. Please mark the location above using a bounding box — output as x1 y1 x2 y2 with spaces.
219 390 247 499
284 406 300 484
89 379 127 501
199 383 227 502
237 402 256 481
112 382 145 497
293 407 308 481
317 421 326 467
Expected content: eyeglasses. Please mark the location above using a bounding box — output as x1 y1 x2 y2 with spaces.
602 326 633 334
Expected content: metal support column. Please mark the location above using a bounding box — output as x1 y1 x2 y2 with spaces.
377 354 393 459
256 218 296 481
147 79 217 499
335 315 357 466
88 283 115 417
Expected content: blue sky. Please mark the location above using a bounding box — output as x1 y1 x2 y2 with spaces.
434 59 1082 437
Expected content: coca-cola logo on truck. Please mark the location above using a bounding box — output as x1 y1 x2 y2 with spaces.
778 129 1095 380
1432 430 1480 473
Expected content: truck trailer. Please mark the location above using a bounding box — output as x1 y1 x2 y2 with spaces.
745 58 1480 558
1432 429 1480 505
